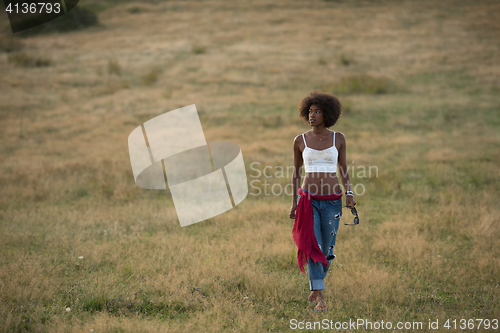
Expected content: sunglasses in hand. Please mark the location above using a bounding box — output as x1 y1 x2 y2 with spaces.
343 206 359 226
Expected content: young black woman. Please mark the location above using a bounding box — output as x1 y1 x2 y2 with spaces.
289 91 356 311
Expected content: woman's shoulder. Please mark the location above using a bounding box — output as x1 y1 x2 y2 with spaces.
293 133 307 150
293 131 308 142
333 131 346 140
333 132 347 147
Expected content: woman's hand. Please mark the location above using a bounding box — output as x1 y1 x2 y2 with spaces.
346 195 356 209
289 205 297 219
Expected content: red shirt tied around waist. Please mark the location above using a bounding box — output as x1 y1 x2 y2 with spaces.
292 188 343 273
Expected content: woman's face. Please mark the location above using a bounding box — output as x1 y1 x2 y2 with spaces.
308 104 324 126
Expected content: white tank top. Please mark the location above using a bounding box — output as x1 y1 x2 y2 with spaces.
302 132 338 173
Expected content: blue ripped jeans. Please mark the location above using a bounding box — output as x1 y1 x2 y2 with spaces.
299 193 343 291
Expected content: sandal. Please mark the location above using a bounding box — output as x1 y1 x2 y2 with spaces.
314 303 327 312
307 292 317 303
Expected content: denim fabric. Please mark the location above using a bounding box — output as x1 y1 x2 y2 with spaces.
298 192 342 290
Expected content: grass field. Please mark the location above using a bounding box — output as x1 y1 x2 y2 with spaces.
0 0 499 331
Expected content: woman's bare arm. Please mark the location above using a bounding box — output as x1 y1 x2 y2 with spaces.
289 135 304 218
337 133 356 208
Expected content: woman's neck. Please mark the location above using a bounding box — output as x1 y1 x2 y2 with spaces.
311 126 328 135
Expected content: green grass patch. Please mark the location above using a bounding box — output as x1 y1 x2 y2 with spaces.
0 35 23 53
127 6 144 14
192 45 206 54
108 59 121 75
8 52 51 67
339 53 354 66
333 74 394 95
142 69 159 86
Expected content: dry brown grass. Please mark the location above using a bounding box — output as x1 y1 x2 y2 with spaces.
1 0 499 331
